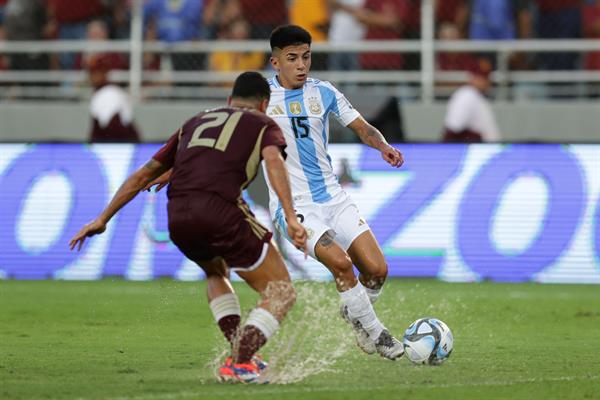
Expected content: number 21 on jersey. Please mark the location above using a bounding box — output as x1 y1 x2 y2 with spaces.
187 111 243 151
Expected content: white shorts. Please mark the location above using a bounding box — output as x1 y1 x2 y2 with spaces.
273 191 370 258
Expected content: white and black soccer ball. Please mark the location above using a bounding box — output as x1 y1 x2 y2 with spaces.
402 317 453 365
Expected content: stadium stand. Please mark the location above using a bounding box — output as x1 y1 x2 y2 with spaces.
1 0 600 142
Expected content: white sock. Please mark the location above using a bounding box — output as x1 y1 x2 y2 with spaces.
209 293 241 321
339 281 384 340
364 286 382 304
245 307 280 339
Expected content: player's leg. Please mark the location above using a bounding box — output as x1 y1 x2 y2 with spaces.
325 199 403 359
197 257 241 346
347 230 388 304
234 241 296 365
330 200 387 304
314 232 402 359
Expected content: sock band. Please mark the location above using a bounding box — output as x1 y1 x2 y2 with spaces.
245 307 280 339
365 286 382 304
209 293 241 322
339 280 364 301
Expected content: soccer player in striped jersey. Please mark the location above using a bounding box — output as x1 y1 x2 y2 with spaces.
265 25 405 360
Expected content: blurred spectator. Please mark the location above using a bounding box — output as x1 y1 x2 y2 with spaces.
468 0 531 40
47 0 107 69
0 26 8 71
142 20 161 72
403 0 420 39
336 0 408 70
3 0 51 70
442 59 501 143
533 0 581 70
77 20 127 71
436 0 468 34
290 0 329 41
290 0 329 69
203 0 243 39
238 0 287 38
109 0 131 39
0 0 6 22
437 22 478 71
583 0 600 70
88 54 140 143
208 18 264 73
328 0 366 71
144 0 205 71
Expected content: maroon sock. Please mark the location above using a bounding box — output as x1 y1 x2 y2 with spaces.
235 325 267 364
217 314 240 345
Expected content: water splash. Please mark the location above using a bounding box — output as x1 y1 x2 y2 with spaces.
205 282 356 384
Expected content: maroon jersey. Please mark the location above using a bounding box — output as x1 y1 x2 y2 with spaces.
153 107 286 202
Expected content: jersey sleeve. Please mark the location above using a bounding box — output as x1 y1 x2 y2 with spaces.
324 81 361 126
152 129 180 168
260 119 287 159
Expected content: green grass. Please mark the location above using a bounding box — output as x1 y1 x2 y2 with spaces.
1 279 599 400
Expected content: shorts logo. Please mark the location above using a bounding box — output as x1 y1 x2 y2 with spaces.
289 101 302 115
308 97 322 114
358 218 366 226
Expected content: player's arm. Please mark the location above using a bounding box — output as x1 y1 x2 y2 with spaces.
143 168 172 192
262 145 308 254
69 159 169 251
347 116 404 168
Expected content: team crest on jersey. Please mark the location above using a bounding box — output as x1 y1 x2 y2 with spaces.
289 101 302 115
308 97 322 114
306 228 314 239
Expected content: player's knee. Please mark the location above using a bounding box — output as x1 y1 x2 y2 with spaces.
371 262 388 281
363 263 388 286
329 254 354 275
284 285 297 311
263 280 296 314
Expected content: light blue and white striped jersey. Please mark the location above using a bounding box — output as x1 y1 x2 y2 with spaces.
263 76 361 218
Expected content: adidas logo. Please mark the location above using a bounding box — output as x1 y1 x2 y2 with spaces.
268 105 285 116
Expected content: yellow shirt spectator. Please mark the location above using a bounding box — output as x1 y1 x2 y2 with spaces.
289 0 329 41
209 51 265 72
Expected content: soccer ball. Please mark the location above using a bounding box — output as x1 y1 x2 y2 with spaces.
402 317 453 365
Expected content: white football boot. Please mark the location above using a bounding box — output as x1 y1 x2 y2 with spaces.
374 329 404 360
340 304 377 354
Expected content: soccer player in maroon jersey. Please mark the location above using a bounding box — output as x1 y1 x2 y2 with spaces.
69 72 307 383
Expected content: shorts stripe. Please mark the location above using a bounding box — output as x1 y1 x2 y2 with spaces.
238 202 268 239
229 242 270 272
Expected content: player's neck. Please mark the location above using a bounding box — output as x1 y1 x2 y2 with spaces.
229 99 258 110
276 75 304 90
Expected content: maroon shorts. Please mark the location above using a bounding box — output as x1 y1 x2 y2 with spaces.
167 193 272 271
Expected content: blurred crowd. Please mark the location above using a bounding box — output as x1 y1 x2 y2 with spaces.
0 0 599 75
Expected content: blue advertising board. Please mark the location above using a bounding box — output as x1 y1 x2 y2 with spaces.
1 143 599 283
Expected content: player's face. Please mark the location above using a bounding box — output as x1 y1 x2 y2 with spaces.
270 44 311 89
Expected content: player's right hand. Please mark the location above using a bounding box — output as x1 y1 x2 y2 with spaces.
69 219 107 251
287 220 308 258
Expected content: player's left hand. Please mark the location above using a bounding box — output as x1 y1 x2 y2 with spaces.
69 219 107 251
143 169 172 192
381 144 403 168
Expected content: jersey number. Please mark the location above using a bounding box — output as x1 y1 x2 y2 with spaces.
291 117 309 139
187 111 243 151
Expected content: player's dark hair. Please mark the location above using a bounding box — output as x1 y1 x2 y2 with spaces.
270 25 312 51
231 71 270 102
